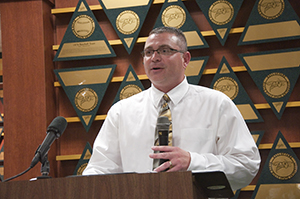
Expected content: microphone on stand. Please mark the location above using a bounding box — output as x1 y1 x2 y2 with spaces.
30 116 67 168
2 116 67 182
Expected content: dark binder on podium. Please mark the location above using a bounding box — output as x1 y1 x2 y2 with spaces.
193 171 234 198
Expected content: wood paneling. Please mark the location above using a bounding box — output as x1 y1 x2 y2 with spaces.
1 0 56 180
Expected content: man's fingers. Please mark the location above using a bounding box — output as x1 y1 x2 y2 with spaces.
151 146 175 152
149 151 170 159
154 160 173 172
150 146 191 172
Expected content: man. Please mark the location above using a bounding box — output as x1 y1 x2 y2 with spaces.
83 27 261 191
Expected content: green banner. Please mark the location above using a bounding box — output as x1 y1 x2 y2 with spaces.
251 131 265 147
239 48 300 119
251 131 300 199
54 65 116 132
113 65 144 104
73 142 93 175
54 0 116 61
239 0 300 45
211 57 263 123
185 56 209 85
195 0 244 46
98 0 153 54
153 0 209 50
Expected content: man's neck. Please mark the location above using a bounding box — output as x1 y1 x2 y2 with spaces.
153 77 186 93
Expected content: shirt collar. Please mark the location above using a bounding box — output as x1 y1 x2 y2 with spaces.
151 77 189 108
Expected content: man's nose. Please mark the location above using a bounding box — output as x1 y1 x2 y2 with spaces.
151 50 161 60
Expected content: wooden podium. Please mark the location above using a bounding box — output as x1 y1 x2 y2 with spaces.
0 171 232 199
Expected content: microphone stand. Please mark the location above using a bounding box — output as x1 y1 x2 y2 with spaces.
37 154 51 179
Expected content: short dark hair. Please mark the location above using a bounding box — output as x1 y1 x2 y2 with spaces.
149 26 187 52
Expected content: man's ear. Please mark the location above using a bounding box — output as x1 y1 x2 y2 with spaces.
182 51 191 69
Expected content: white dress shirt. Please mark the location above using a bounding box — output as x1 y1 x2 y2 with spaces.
83 78 260 190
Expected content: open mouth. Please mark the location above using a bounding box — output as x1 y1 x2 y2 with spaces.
152 67 161 70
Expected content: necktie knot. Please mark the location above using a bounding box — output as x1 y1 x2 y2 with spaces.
160 94 171 115
163 94 170 103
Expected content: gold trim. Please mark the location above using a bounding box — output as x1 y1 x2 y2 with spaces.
254 103 270 109
66 115 107 122
136 37 148 43
286 101 300 107
229 27 244 34
241 185 255 191
259 142 300 149
254 101 300 110
202 66 247 75
51 5 102 14
56 154 81 161
258 143 273 149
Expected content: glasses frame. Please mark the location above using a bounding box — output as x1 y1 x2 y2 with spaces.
141 46 185 57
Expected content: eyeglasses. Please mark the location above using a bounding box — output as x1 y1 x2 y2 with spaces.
141 46 185 57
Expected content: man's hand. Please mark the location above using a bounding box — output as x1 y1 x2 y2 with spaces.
149 146 191 172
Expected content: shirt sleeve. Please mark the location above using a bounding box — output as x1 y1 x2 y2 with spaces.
82 103 123 175
187 96 261 191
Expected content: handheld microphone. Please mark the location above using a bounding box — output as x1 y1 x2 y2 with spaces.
30 116 67 168
156 116 170 165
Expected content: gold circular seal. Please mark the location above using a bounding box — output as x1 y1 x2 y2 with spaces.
213 77 239 100
72 15 95 39
119 84 142 100
258 0 285 20
162 5 186 28
116 10 140 35
76 163 88 175
263 72 290 99
269 152 297 180
75 88 98 112
209 0 234 25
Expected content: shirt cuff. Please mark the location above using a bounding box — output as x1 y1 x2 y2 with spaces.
187 151 207 171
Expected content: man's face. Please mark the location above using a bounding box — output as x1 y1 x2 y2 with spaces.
143 32 190 92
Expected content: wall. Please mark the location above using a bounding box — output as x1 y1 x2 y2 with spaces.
1 0 299 198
